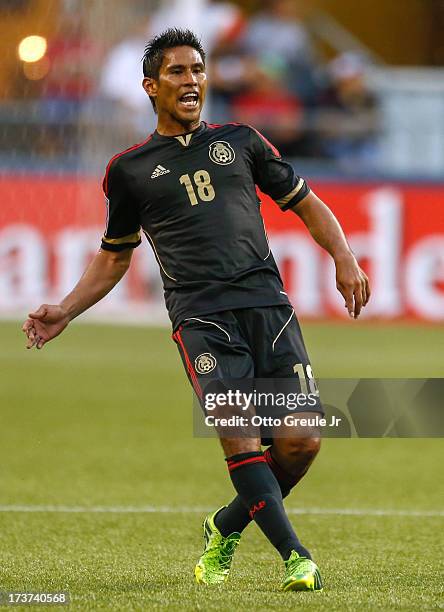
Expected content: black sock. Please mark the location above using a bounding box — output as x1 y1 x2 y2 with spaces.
263 447 298 498
221 451 310 560
214 496 251 536
215 447 297 537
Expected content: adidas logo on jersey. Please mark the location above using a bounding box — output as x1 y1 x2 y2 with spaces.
151 165 170 179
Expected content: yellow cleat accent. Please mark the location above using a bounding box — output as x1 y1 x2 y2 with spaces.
194 507 240 585
281 550 323 592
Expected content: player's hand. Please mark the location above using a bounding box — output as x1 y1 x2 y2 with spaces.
22 304 70 350
335 253 371 319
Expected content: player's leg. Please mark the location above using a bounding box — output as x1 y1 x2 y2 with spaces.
215 430 323 592
213 433 318 538
218 434 313 564
216 308 319 558
216 305 324 591
267 421 321 491
173 313 316 585
214 427 318 564
216 305 322 523
172 314 255 585
261 305 324 590
261 306 323 500
268 417 323 591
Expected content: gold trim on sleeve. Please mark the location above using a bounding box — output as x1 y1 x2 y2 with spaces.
102 231 141 245
276 178 304 207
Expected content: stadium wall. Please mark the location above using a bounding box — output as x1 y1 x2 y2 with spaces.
1 175 443 323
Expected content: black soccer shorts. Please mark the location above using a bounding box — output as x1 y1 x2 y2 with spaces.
172 305 324 441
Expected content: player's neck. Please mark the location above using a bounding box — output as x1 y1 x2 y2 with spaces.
156 114 201 137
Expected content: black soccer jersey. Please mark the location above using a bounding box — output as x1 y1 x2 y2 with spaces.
101 122 310 329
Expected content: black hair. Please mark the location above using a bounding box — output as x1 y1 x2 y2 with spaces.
142 28 206 111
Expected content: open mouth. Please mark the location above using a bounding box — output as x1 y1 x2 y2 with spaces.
178 92 199 108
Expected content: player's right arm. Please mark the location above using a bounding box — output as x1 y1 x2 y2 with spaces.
22 248 133 349
22 157 141 349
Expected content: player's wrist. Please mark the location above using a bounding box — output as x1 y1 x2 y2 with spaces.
333 249 355 265
58 301 76 322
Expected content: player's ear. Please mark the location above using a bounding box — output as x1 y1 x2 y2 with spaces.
143 77 157 99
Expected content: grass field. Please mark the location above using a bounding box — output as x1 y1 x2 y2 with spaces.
0 320 443 610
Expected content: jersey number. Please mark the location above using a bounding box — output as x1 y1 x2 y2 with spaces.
293 363 319 396
179 170 215 206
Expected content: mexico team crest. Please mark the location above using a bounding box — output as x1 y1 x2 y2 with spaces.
195 353 217 374
209 141 235 165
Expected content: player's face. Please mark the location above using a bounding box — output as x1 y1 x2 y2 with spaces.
147 46 207 126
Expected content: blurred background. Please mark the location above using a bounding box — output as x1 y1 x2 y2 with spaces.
1 4 443 606
1 0 443 323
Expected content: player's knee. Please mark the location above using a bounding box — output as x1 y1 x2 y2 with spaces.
280 435 321 466
219 437 261 457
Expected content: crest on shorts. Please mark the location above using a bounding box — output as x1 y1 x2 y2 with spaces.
209 141 235 165
195 352 217 374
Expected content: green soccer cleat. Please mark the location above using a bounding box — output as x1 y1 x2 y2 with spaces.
194 507 241 585
281 550 323 592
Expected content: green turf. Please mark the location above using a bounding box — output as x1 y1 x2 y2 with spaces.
0 321 443 610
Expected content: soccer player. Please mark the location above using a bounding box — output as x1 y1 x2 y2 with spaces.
22 29 370 592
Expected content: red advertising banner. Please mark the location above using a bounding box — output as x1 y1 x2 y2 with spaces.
1 175 443 321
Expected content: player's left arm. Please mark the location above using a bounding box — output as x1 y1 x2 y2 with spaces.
248 125 370 319
292 190 370 319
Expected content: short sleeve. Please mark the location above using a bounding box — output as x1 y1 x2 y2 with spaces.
100 158 142 252
249 126 310 211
